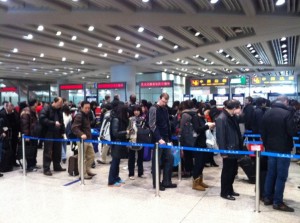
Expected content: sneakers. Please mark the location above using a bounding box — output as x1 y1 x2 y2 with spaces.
138 175 146 178
108 182 121 187
129 176 135 180
273 203 294 212
118 179 125 184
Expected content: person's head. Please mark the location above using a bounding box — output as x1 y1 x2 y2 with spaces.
182 100 194 110
245 96 253 104
133 105 142 117
209 99 217 107
105 94 111 102
276 95 289 106
129 94 136 104
5 102 14 113
157 93 169 107
255 97 266 107
61 104 71 115
80 101 91 114
28 99 38 112
52 97 63 109
223 99 241 116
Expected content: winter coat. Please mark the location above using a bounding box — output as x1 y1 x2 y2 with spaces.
110 117 129 159
71 111 92 139
20 107 38 136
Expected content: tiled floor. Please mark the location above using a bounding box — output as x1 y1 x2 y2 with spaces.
0 147 299 223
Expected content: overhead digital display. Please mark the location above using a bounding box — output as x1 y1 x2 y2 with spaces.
60 84 83 90
0 87 17 92
191 78 228 87
251 76 294 85
140 81 173 88
97 82 125 89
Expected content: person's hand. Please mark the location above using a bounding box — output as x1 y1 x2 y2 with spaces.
55 121 61 127
207 122 215 129
63 134 67 140
158 139 165 144
81 134 87 140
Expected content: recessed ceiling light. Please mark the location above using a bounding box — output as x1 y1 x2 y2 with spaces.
218 49 223 53
138 27 144 32
56 31 61 36
100 53 107 57
173 45 178 49
37 25 44 31
236 61 240 64
136 43 141 48
281 44 287 48
281 37 286 41
33 58 36 61
204 58 208 62
284 58 288 61
115 36 121 41
0 0 8 2
231 58 235 61
59 41 64 47
211 61 215 64
12 48 18 53
195 32 200 36
63 72 68 75
81 60 85 64
225 54 229 58
88 26 94 31
247 44 252 48
255 54 259 58
118 49 123 54
156 61 163 65
82 48 88 53
23 34 33 40
142 0 149 2
284 61 288 64
176 58 180 61
249 47 253 50
251 50 256 53
62 57 66 61
210 0 219 4
106 75 110 78
135 54 139 58
157 35 163 40
72 0 79 2
40 53 44 57
71 35 77 40
282 49 287 53
283 54 288 58
82 76 85 79
275 0 285 6
98 43 103 47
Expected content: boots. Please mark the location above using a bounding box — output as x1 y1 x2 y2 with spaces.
192 178 205 191
199 175 209 188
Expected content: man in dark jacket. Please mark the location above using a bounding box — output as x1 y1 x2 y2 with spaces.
216 99 243 201
72 101 96 180
209 99 221 122
149 93 176 191
261 96 297 212
40 97 66 176
242 96 254 131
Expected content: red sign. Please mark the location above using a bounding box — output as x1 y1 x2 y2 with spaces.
60 84 83 90
97 83 125 89
0 87 17 92
140 81 172 88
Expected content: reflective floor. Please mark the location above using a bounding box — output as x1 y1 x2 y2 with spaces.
0 147 299 223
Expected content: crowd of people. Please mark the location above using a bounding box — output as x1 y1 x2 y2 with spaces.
0 93 299 213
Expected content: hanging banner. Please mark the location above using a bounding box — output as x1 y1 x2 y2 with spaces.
191 78 228 87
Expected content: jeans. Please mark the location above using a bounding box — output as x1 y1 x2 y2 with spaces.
61 142 67 160
92 135 99 153
108 157 121 185
128 148 144 177
264 156 290 205
152 146 174 187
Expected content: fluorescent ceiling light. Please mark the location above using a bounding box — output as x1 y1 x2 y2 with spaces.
247 44 252 48
37 25 44 31
142 0 149 2
88 26 94 31
23 34 33 40
136 44 141 48
275 0 285 6
82 48 88 53
195 32 200 36
98 43 103 47
118 49 123 53
173 45 178 49
59 41 64 47
135 54 139 58
40 53 44 57
210 0 219 4
138 27 144 32
115 36 121 41
281 44 287 48
281 37 286 41
62 57 66 61
157 35 163 40
33 58 36 61
71 35 77 40
12 48 18 53
81 60 85 64
56 31 61 36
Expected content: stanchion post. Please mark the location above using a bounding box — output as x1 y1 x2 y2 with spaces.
155 143 159 197
80 139 85 185
22 134 26 176
255 150 261 212
178 138 182 182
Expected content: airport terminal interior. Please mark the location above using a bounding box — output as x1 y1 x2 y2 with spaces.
0 0 300 222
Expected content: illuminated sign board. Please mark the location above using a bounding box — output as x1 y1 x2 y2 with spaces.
251 76 294 85
60 84 83 90
140 81 173 88
230 76 246 85
191 78 228 87
0 87 17 92
97 82 125 89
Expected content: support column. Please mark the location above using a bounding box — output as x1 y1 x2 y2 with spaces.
110 65 136 102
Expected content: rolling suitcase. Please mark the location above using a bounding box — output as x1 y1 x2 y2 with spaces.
238 156 255 184
68 155 79 176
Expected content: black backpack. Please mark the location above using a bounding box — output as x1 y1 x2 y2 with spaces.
180 112 197 147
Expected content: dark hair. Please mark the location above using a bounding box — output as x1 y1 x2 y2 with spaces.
62 104 71 115
53 97 60 103
224 99 241 110
80 101 90 108
246 96 253 103
28 99 37 107
133 105 142 113
209 99 217 106
255 97 266 107
182 100 194 110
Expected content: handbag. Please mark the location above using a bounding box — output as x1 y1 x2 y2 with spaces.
205 129 218 149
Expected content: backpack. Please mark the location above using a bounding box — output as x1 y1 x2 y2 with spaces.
99 110 111 141
180 112 197 147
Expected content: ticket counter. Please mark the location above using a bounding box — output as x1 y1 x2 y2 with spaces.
59 84 85 106
28 85 51 102
97 82 127 103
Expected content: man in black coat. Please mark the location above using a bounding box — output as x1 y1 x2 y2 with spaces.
261 95 297 212
40 97 66 176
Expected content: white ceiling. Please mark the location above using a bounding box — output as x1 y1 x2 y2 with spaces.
0 0 299 86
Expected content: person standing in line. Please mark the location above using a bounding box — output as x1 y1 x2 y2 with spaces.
216 99 243 201
149 93 176 191
61 105 72 164
40 97 66 176
262 95 297 212
71 101 96 180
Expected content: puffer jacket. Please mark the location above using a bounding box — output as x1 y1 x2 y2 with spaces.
20 107 38 136
71 111 91 139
